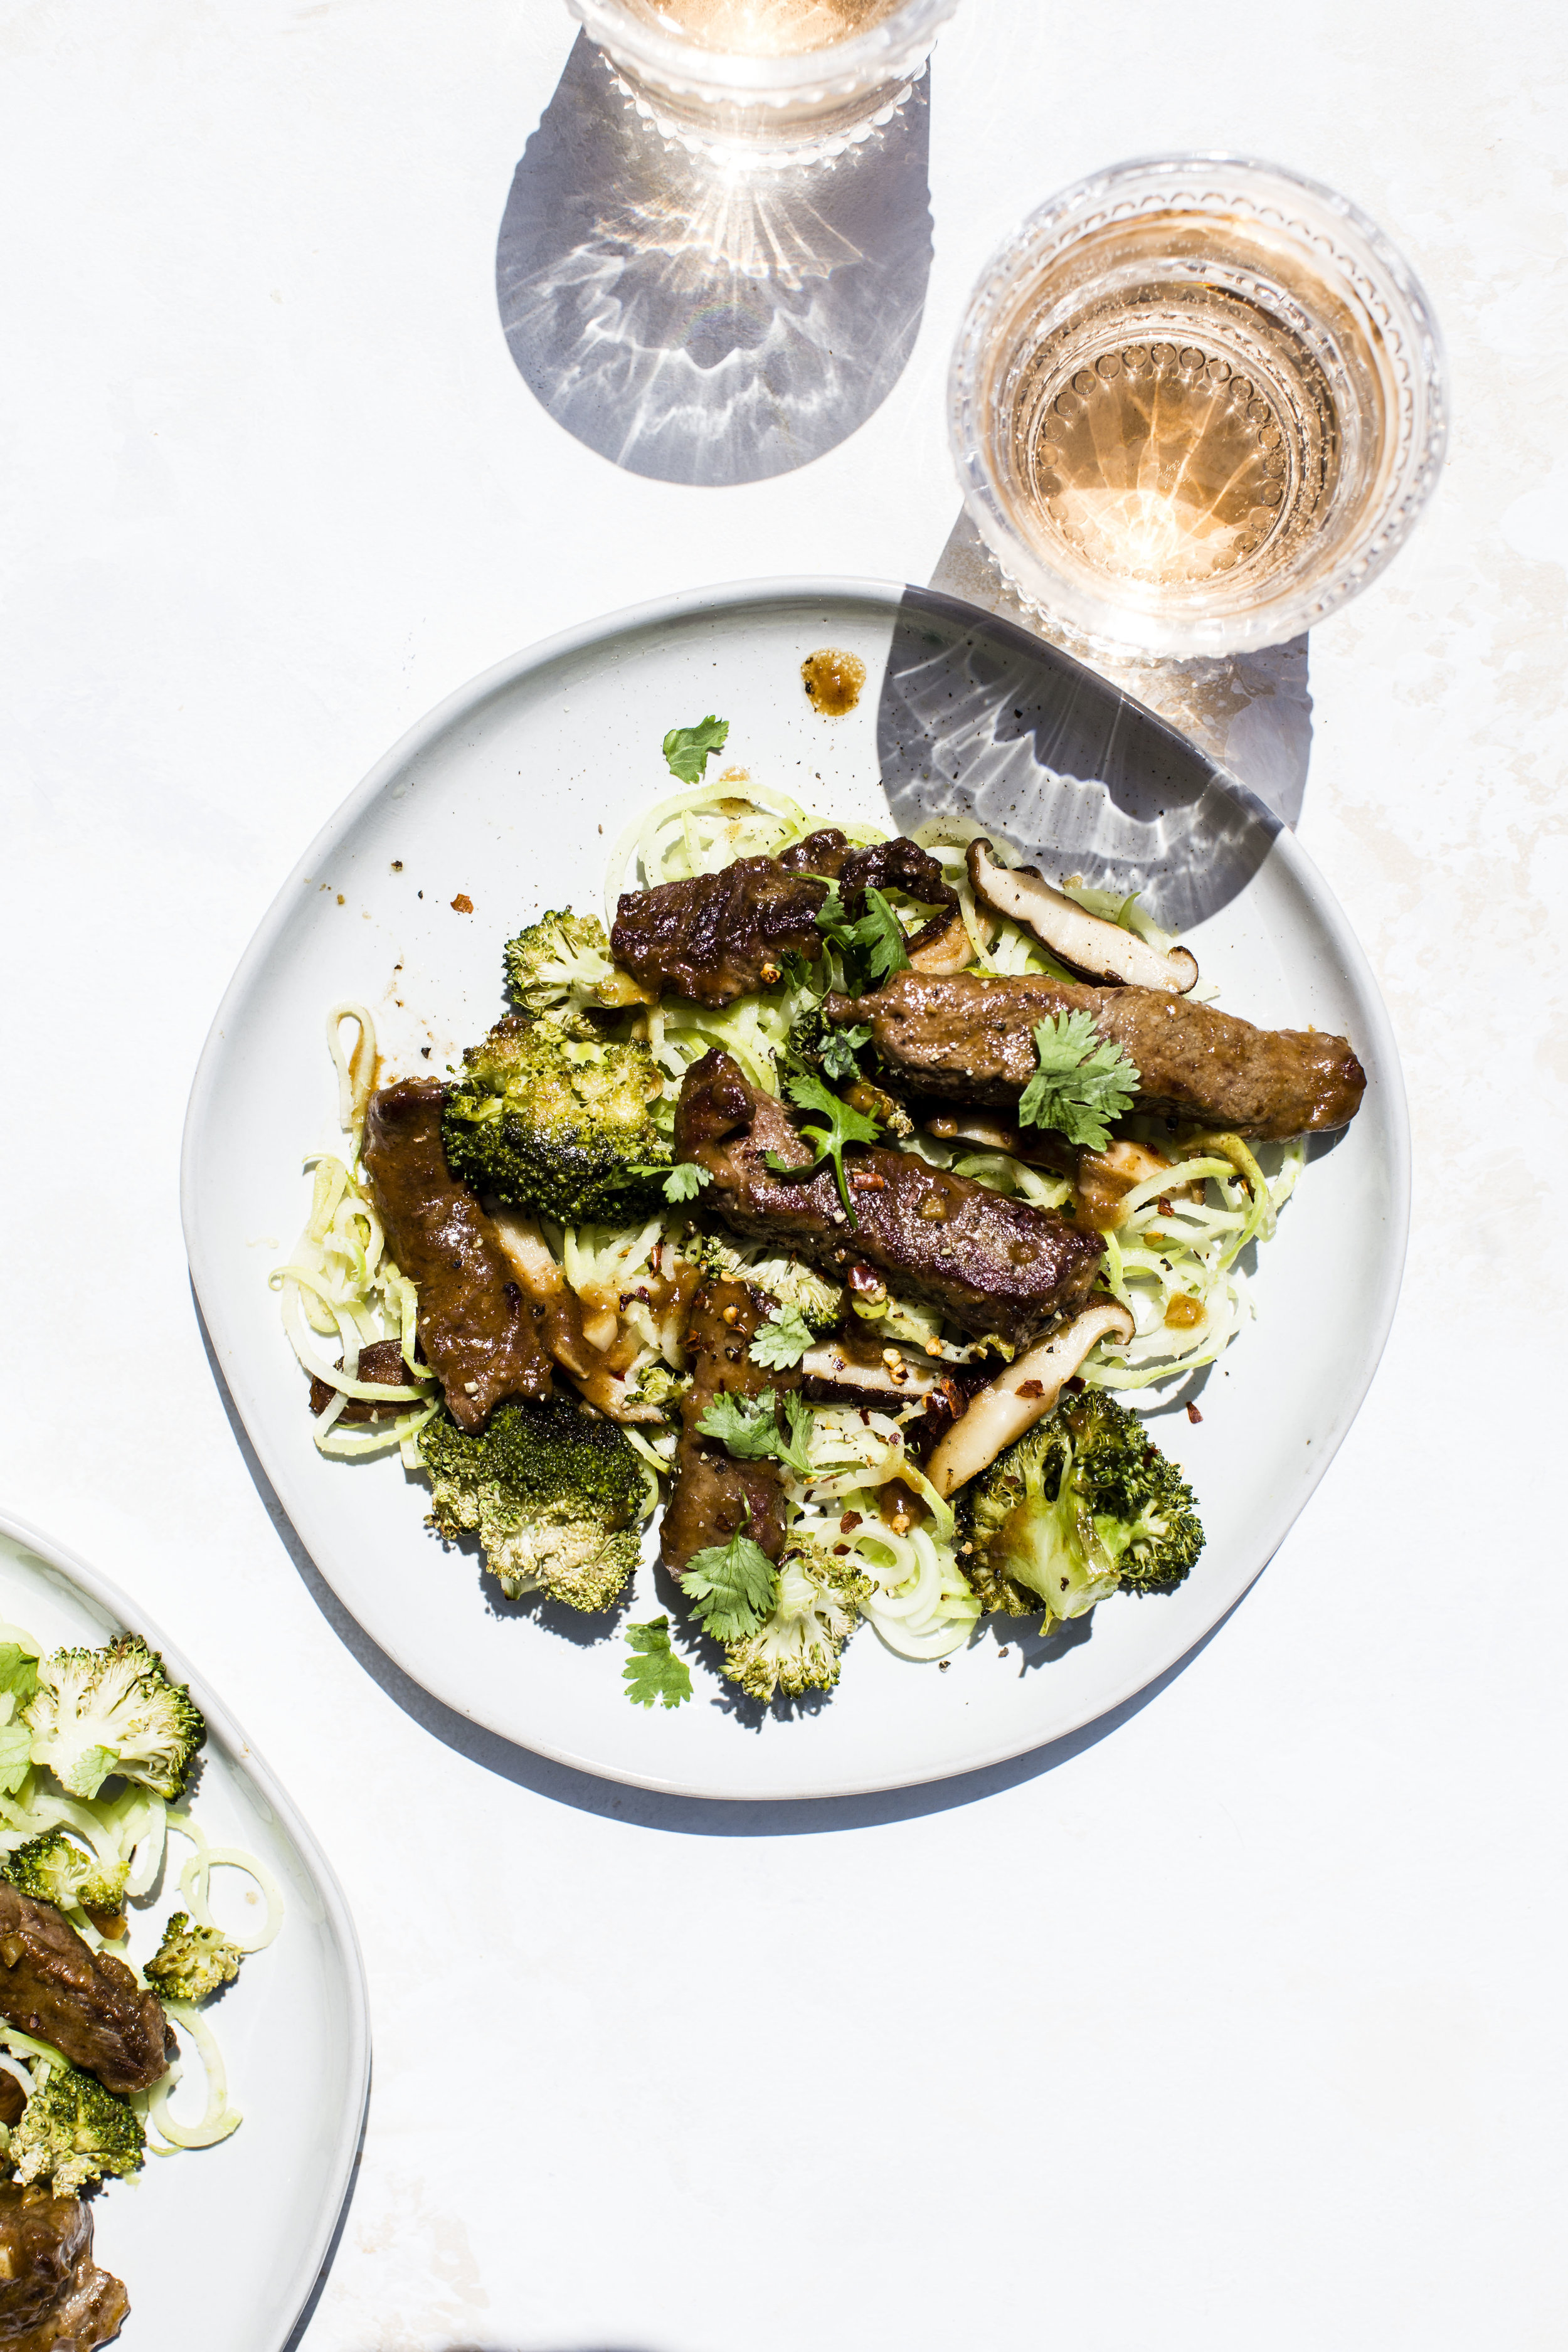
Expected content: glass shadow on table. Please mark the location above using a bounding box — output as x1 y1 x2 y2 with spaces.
495 32 933 486
874 581 1288 933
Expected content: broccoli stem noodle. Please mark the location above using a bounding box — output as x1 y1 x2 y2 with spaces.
280 780 1315 1703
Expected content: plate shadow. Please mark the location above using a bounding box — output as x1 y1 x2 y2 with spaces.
495 33 933 486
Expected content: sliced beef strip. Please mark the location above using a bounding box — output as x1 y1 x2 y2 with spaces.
610 829 958 1008
361 1079 553 1433
308 1336 421 1424
660 1280 796 1576
0 2186 128 2351
674 1052 1104 1349
829 971 1366 1141
0 1886 172 2095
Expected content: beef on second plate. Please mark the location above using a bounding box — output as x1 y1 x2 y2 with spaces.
0 2181 129 2350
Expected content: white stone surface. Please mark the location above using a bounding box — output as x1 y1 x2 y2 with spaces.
1 4 1564 2348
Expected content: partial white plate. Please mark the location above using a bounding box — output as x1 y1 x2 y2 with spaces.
182 578 1409 1801
0 1510 369 2349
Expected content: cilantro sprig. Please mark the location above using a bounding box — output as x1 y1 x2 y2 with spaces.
1016 1012 1140 1151
763 1063 881 1227
622 1617 693 1710
679 1527 778 1642
696 1388 814 1478
748 1305 814 1371
662 715 729 785
812 881 909 989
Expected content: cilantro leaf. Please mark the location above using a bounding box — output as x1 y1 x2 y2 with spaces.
818 1022 871 1081
1016 1012 1140 1150
763 1062 882 1227
813 882 910 988
749 1305 814 1370
662 715 730 785
0 1644 39 1711
694 1387 814 1477
0 1718 31 1796
679 1529 778 1642
623 1617 693 1709
662 1162 712 1202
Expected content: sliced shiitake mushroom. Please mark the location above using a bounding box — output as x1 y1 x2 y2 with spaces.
967 839 1198 993
924 1300 1135 1496
489 1206 667 1421
799 1340 943 1404
905 903 975 974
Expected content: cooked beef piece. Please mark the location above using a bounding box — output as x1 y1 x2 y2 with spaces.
674 1052 1104 1348
660 1280 797 1576
307 1336 420 1424
830 972 1366 1140
0 1887 171 2095
362 1079 553 1433
0 2072 23 2131
0 2186 128 2349
610 829 958 1007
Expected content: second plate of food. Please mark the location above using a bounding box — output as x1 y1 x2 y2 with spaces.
182 579 1408 1799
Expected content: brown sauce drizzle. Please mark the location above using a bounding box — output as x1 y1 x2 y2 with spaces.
802 647 866 715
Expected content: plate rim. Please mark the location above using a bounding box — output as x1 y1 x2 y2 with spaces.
181 573 1412 1801
0 1505 372 2344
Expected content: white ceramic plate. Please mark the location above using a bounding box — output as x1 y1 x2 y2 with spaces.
183 579 1409 1801
0 1510 369 2348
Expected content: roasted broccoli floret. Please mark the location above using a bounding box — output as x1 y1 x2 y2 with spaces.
693 1237 843 1332
723 1540 869 1703
7 2056 145 2196
144 1912 242 2004
0 1831 128 1919
442 1014 670 1226
504 908 640 1036
960 1389 1203 1623
419 1395 646 1611
23 1639 204 1802
623 1360 689 1417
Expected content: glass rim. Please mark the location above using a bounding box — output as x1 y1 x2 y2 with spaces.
947 151 1449 657
564 0 960 100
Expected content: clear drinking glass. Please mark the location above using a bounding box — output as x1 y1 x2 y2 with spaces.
564 0 960 166
948 155 1448 657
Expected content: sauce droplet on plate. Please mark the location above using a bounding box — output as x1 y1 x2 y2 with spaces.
802 647 866 715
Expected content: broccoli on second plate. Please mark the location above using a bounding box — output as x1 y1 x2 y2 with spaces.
144 1912 243 2004
6 2055 145 2197
420 1394 647 1611
0 1831 127 1920
504 908 645 1034
441 1014 670 1226
722 1540 869 1703
23 1639 204 1802
960 1388 1203 1623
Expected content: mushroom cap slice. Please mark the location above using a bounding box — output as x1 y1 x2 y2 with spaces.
905 904 975 975
924 1300 1135 1497
967 839 1199 993
799 1341 942 1403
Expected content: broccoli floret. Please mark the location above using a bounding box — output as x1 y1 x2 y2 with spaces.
0 1832 129 1920
961 1389 1202 1623
723 1540 869 1703
693 1236 843 1332
23 1640 204 1802
624 1360 689 1417
419 1395 646 1611
144 1912 242 2004
504 908 640 1035
7 2056 145 2196
442 1014 670 1226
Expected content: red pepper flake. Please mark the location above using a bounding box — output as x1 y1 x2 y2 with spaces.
451 893 474 914
1015 1378 1044 1399
1065 1375 1086 1393
839 1511 862 1534
1186 1401 1203 1423
832 1544 850 1556
849 1170 887 1192
1158 1196 1174 1216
